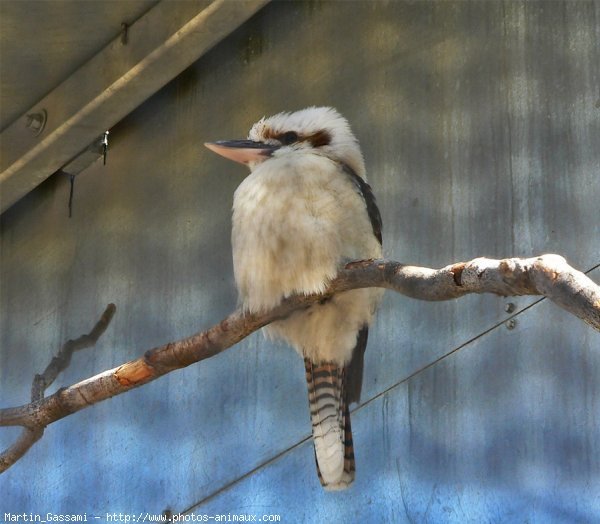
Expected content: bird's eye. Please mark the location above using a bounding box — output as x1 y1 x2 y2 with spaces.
280 131 299 145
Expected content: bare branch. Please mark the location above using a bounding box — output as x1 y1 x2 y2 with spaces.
0 304 116 472
1 255 598 473
339 255 599 330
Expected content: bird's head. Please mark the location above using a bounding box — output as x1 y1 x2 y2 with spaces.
205 107 366 178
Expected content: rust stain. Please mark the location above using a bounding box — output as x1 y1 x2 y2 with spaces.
498 259 510 275
114 359 154 387
538 263 560 281
345 259 375 269
242 32 264 65
450 262 466 286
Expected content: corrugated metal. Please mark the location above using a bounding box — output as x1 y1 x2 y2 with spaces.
1 1 599 521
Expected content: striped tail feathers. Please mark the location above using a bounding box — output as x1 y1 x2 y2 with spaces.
304 359 355 490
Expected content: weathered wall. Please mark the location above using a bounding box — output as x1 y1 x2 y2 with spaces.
1 1 599 522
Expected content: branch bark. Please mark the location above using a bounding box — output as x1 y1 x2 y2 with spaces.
1 254 598 473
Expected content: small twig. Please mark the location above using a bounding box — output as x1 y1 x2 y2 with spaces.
38 303 116 394
0 304 116 472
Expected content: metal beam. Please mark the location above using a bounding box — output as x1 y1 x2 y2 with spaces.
0 0 270 214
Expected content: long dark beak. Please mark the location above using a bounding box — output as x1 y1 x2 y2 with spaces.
204 139 279 165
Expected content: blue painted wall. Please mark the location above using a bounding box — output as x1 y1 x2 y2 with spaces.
1 1 599 522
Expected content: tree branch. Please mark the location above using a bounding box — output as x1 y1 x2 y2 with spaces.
1 254 598 473
0 304 116 472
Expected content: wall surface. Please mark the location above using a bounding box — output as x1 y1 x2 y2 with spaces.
1 1 599 522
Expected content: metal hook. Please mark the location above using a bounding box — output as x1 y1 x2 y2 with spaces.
102 131 109 165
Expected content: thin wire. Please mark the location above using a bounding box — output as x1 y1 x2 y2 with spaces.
68 175 75 218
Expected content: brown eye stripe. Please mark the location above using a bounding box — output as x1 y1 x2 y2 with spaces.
307 129 331 147
264 129 332 148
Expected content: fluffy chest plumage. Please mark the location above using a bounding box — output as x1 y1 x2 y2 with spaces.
231 153 380 313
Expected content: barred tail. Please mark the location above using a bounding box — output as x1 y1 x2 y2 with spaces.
304 359 355 490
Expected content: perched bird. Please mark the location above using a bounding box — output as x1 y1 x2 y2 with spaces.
205 107 383 490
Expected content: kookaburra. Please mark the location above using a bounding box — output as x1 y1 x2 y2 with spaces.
205 107 383 490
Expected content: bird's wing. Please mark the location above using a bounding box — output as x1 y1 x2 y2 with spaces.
339 162 383 245
338 163 382 405
345 326 369 405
